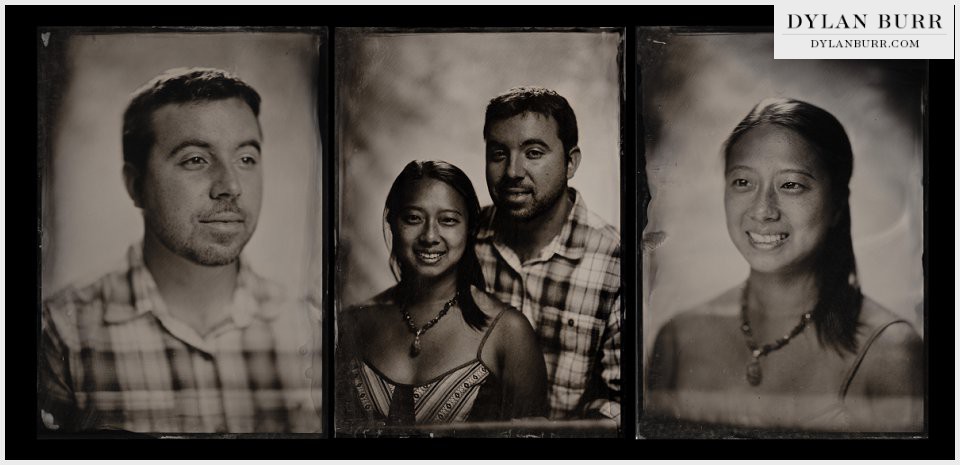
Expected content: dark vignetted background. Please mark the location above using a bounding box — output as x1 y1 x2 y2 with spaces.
40 32 323 306
639 31 925 358
336 31 622 308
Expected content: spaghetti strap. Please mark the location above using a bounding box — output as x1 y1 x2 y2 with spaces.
476 308 509 359
838 318 910 399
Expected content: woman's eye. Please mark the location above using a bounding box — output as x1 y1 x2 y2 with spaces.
731 178 750 188
781 181 805 191
402 214 423 225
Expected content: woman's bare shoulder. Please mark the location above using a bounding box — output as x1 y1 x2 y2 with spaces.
494 307 535 336
469 286 533 335
340 287 398 326
650 285 745 352
848 295 923 400
664 284 743 328
857 296 922 352
469 285 512 319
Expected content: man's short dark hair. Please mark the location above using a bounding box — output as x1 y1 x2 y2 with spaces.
482 87 579 156
122 67 262 173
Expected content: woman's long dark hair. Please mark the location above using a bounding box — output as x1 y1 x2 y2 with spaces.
383 160 488 330
723 98 863 355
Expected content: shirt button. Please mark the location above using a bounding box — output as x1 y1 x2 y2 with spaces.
567 319 575 327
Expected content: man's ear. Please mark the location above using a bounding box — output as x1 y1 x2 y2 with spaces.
122 162 143 208
566 146 582 180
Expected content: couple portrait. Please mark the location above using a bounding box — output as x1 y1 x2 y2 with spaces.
333 30 623 436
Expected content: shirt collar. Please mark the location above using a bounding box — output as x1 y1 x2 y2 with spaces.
103 242 284 326
478 187 588 263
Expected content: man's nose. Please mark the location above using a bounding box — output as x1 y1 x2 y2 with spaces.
210 162 242 199
506 152 526 179
748 186 780 222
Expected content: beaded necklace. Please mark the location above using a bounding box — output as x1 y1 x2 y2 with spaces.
400 294 458 357
739 284 813 386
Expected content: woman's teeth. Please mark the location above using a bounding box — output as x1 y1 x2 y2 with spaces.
747 232 788 248
416 251 445 263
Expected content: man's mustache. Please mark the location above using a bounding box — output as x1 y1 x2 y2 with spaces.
497 179 534 192
199 201 246 222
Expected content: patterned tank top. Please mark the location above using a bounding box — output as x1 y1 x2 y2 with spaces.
346 309 506 425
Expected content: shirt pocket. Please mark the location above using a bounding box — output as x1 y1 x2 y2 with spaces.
558 308 603 353
548 306 604 390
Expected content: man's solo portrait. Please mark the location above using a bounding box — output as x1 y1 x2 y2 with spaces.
38 31 325 434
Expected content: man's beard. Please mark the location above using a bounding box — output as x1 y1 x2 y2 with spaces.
146 216 254 267
496 181 567 222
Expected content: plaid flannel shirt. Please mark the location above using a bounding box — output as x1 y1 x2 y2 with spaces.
39 243 322 433
475 188 622 424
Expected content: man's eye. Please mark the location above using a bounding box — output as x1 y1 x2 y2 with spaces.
526 149 544 159
781 181 805 191
489 150 507 161
731 178 750 188
181 156 208 168
239 155 258 165
439 217 460 226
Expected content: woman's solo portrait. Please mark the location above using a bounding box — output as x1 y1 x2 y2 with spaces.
645 99 923 432
638 30 926 435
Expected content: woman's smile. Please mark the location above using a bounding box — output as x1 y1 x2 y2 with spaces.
414 248 447 264
395 178 468 281
724 124 835 275
746 231 789 249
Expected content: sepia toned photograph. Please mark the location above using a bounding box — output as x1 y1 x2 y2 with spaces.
38 29 326 434
638 29 925 436
334 28 624 437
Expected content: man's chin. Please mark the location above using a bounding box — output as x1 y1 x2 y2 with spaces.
190 253 241 267
501 203 546 222
194 256 240 267
183 242 246 267
496 189 567 223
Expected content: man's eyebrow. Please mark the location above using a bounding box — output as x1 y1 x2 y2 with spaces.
169 139 213 155
168 139 262 156
520 138 551 148
237 139 261 152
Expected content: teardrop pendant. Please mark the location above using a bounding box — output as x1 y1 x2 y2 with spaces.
410 334 422 357
400 294 458 359
746 359 762 386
